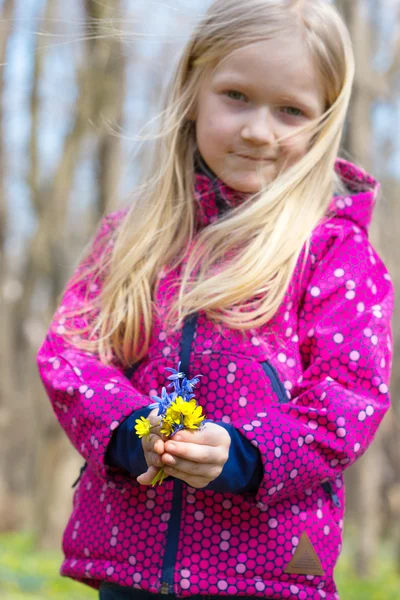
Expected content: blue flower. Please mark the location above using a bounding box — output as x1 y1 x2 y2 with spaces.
149 362 202 418
165 362 185 381
165 362 187 394
181 376 201 394
170 422 185 437
149 386 176 416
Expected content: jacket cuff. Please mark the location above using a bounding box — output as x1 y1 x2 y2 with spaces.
204 422 263 494
105 406 151 477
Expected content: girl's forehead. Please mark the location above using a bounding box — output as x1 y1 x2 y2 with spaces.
214 37 313 79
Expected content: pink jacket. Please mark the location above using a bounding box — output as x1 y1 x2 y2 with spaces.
37 159 394 600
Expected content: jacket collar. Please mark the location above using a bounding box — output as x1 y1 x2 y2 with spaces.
194 155 379 233
194 155 248 228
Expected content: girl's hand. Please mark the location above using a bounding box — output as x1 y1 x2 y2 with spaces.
161 423 231 488
136 409 165 485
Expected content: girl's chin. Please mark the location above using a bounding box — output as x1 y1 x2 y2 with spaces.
223 171 276 194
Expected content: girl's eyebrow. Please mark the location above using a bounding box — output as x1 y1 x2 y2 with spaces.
211 72 248 86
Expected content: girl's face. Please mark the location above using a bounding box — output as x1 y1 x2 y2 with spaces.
194 35 326 193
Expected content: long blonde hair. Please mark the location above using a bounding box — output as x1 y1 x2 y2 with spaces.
67 0 355 366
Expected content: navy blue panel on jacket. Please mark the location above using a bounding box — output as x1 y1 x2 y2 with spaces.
206 421 263 494
105 409 263 494
105 406 151 478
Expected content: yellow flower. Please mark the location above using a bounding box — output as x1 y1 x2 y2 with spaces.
169 397 197 418
183 404 205 430
165 402 183 423
134 416 152 438
160 416 175 437
159 398 206 437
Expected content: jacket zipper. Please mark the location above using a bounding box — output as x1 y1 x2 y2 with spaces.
261 360 340 509
160 313 198 595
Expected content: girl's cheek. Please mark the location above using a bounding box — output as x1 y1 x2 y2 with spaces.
209 104 235 127
208 111 227 129
281 138 309 159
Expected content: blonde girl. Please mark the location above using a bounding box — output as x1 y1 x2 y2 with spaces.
37 1 394 599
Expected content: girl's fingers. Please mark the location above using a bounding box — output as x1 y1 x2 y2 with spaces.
163 441 227 465
153 437 165 455
148 408 162 428
148 452 163 468
143 434 164 455
163 466 211 489
162 454 222 480
171 423 230 447
137 465 160 486
142 434 165 468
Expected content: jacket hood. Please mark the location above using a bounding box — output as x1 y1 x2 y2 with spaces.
329 159 379 233
195 157 379 233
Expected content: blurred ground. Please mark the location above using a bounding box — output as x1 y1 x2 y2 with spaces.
1 531 399 600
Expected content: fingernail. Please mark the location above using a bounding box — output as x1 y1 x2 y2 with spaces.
167 443 175 451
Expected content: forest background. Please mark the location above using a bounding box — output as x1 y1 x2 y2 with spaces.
0 1 399 598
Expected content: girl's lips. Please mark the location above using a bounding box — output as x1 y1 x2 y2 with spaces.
237 154 276 162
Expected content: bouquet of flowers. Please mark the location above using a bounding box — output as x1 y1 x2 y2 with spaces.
134 362 206 486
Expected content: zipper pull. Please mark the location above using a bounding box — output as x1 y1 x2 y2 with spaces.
332 492 341 508
160 582 171 595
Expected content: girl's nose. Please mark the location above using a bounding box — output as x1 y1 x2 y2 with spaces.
241 108 275 145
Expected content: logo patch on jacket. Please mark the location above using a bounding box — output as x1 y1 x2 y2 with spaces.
284 532 324 576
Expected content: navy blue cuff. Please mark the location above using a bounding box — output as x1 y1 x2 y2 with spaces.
105 407 151 477
204 422 263 495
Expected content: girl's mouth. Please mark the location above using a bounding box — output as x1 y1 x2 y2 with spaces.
237 154 276 162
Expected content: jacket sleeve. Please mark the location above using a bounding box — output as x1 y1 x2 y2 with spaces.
105 407 151 478
229 223 394 507
206 423 263 494
36 212 151 485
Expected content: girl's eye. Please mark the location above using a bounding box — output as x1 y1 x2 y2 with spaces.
281 106 304 117
226 90 248 102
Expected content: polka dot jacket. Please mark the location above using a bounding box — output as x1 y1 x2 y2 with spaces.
37 159 394 600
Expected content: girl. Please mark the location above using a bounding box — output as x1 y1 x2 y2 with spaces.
37 1 394 599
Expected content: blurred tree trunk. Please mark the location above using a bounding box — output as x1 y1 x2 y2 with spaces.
342 1 381 577
337 0 399 577
5 1 58 539
85 0 127 218
0 0 23 530
379 7 400 574
28 0 126 548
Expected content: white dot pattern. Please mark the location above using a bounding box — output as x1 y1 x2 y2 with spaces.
36 161 394 598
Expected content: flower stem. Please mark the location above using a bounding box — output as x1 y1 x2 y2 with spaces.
151 467 167 486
